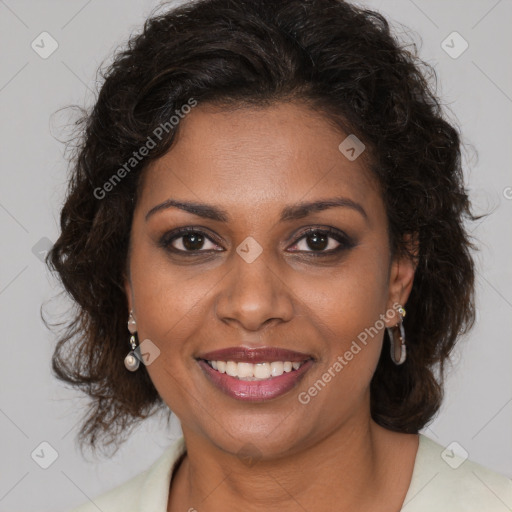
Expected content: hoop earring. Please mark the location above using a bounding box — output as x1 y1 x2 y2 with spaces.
124 310 140 371
387 305 406 365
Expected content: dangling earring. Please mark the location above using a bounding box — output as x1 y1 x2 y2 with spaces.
124 310 140 371
387 305 406 365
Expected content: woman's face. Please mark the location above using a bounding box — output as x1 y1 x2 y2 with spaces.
124 101 415 458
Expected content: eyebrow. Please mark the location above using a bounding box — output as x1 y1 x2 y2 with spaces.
145 196 368 223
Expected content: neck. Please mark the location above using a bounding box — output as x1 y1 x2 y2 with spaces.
168 410 417 512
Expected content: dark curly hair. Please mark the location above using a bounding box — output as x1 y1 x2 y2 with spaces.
45 0 480 455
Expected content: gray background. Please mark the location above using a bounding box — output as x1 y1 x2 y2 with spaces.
0 0 511 510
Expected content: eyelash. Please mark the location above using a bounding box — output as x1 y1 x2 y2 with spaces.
159 226 356 257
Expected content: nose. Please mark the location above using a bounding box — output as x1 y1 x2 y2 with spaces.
214 251 294 332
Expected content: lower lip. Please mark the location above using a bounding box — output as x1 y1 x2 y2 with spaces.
197 359 314 401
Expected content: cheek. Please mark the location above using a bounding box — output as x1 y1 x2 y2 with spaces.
128 245 223 366
297 245 390 338
293 247 390 396
127 252 211 419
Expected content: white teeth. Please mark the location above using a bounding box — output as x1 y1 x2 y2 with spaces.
205 360 307 380
254 362 271 379
270 361 284 376
237 362 254 378
226 361 238 377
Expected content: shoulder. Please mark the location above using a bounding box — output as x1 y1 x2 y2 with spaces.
401 434 512 512
68 437 186 512
68 469 147 512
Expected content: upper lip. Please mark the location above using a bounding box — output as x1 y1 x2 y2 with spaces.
197 346 314 363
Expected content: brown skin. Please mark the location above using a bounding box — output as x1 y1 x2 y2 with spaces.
124 102 418 512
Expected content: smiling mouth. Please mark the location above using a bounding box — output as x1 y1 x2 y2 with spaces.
198 358 311 380
196 356 315 401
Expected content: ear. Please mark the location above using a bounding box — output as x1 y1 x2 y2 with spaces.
124 271 134 314
385 233 418 327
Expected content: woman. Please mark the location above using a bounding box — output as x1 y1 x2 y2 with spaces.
46 0 511 510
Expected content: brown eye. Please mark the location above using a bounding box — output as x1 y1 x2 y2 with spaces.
160 228 223 253
301 231 334 251
288 227 355 255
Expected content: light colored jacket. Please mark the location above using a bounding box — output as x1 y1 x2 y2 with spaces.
69 434 512 511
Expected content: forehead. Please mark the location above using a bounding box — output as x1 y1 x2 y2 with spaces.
138 102 382 221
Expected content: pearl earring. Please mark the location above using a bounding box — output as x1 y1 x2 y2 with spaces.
387 305 406 365
124 310 140 371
